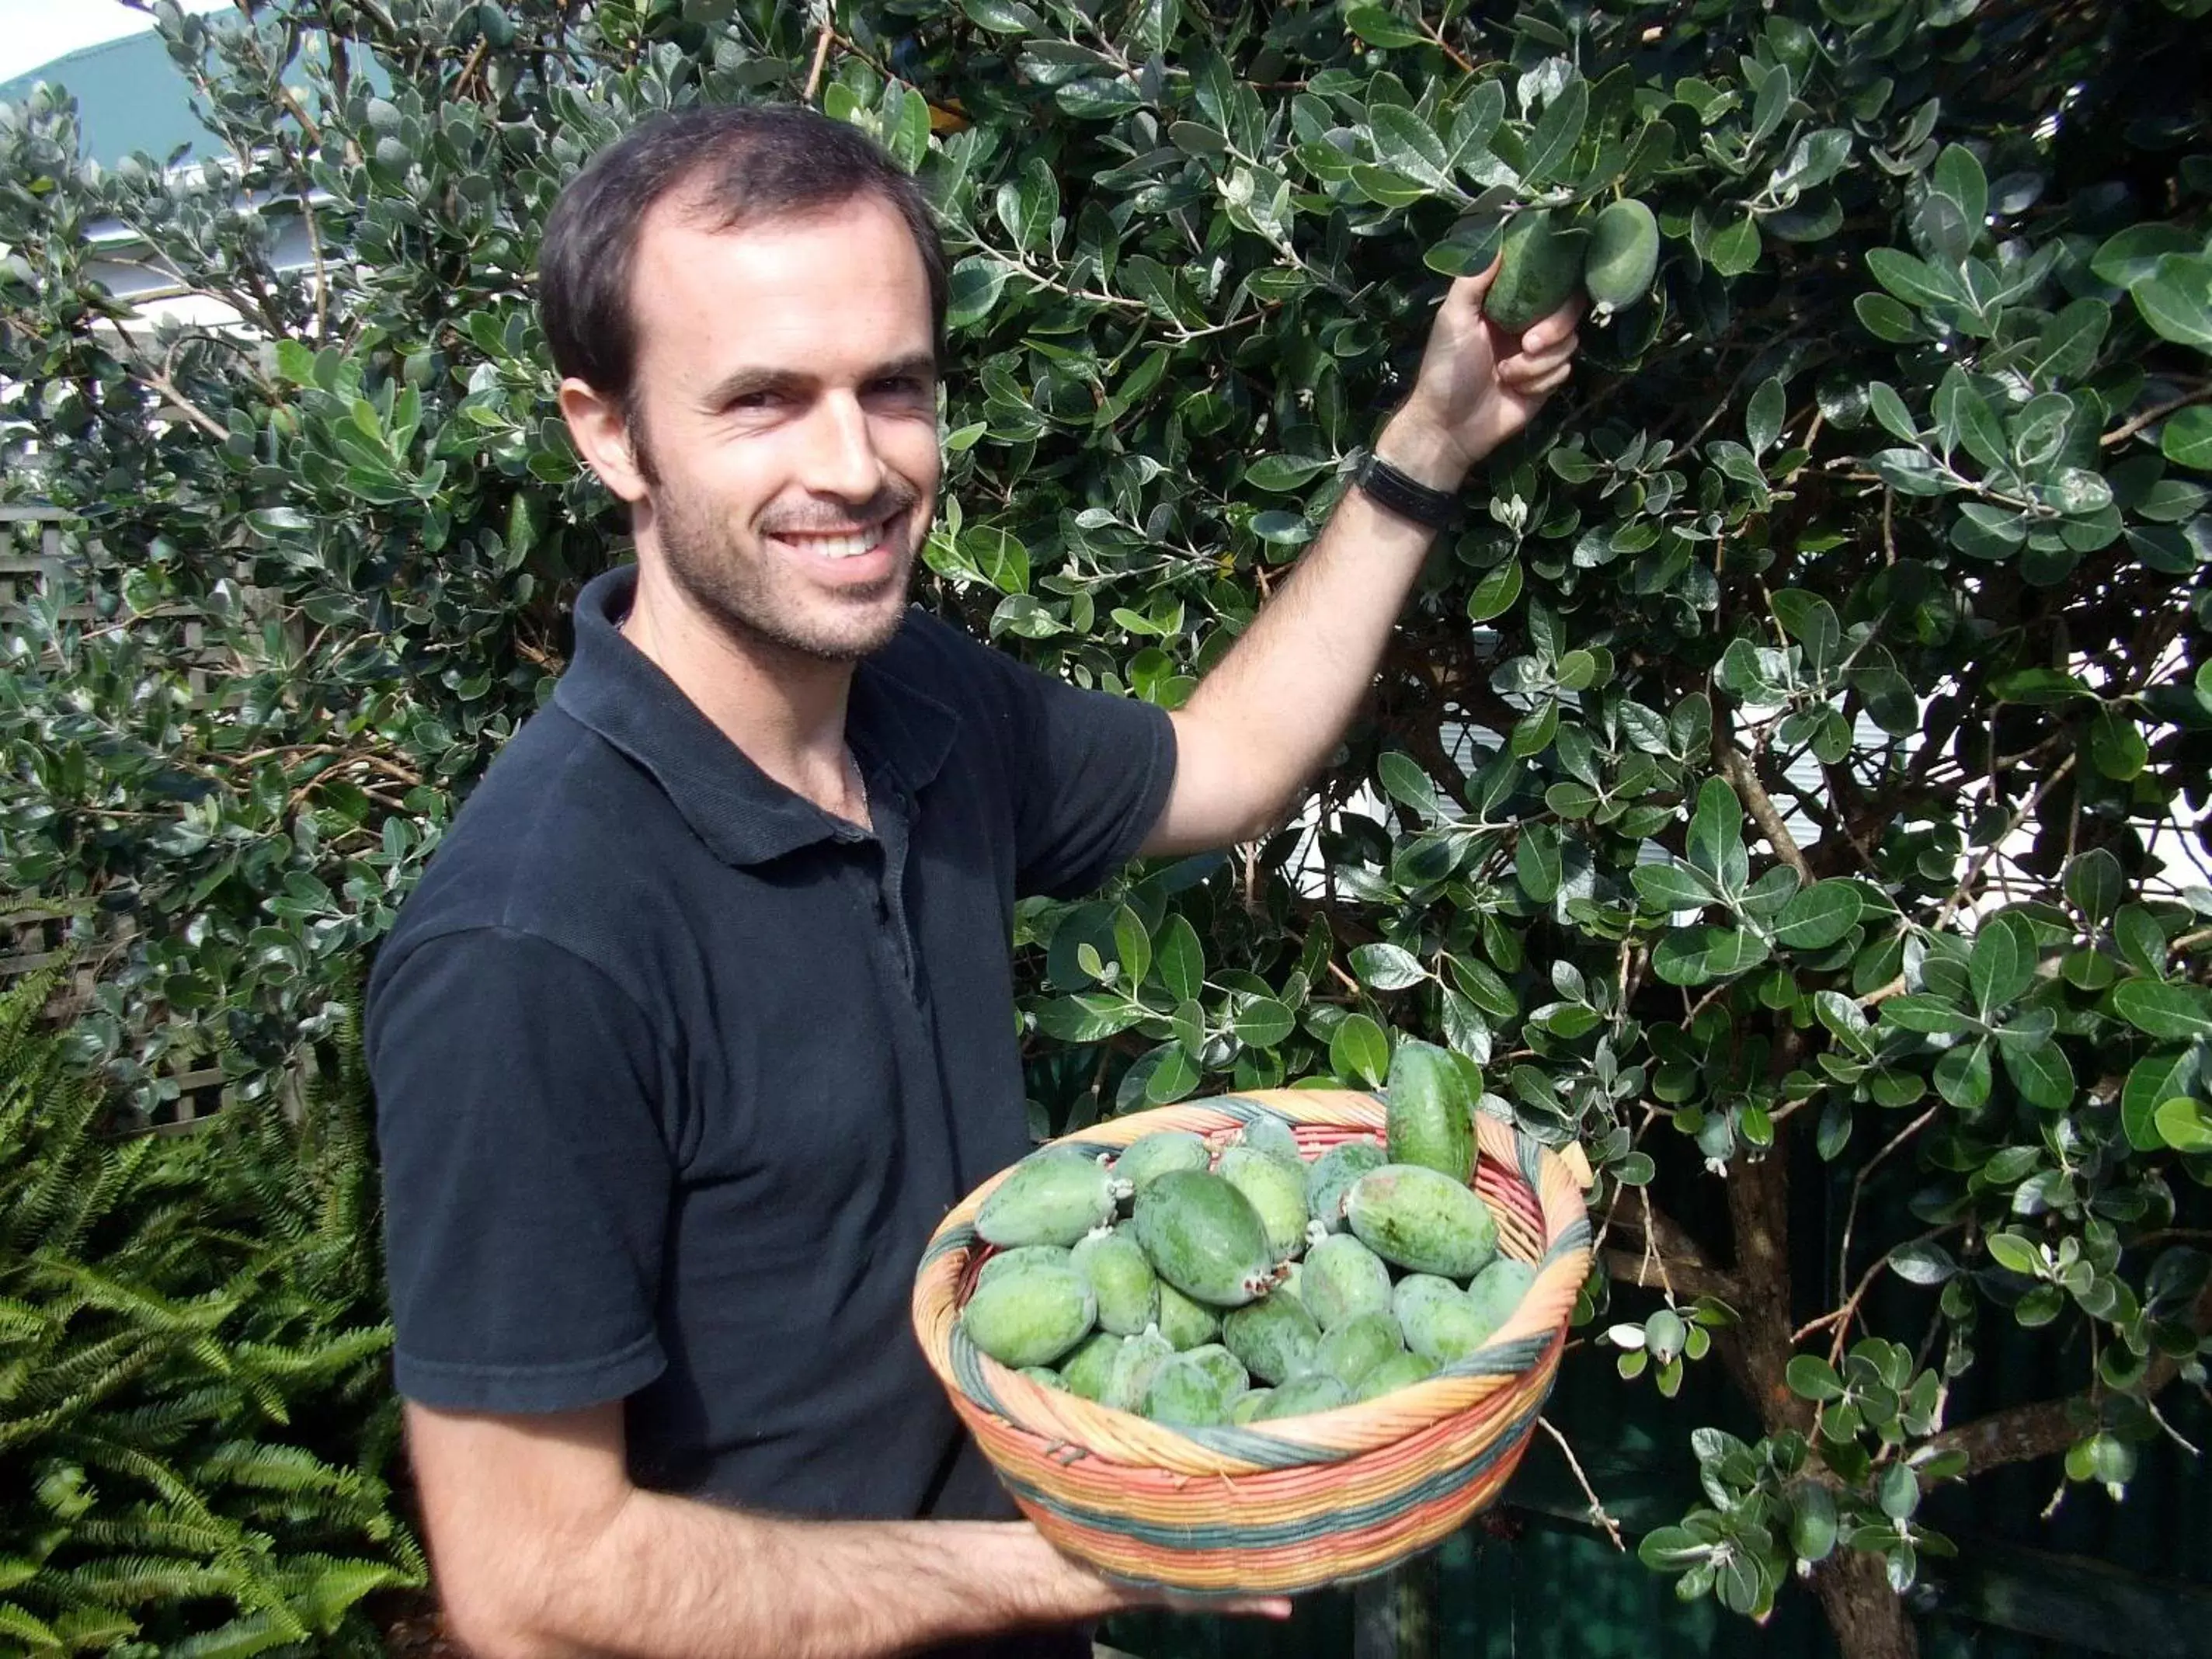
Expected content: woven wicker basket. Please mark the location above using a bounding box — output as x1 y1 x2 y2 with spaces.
912 1089 1592 1595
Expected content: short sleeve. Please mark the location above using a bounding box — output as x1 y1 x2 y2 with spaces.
366 925 674 1413
996 659 1178 900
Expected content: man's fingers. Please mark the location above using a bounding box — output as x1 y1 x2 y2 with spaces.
1451 255 1504 311
1158 1592 1294 1619
1497 336 1580 384
1521 360 1576 396
1516 297 1588 352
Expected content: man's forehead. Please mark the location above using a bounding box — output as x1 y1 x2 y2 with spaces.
626 193 932 374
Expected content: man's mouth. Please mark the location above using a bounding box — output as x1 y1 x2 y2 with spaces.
769 510 903 560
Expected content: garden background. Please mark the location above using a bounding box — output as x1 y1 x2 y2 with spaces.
2 2 2209 1656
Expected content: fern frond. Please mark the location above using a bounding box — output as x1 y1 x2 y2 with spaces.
153 1606 306 1659
0 1598 64 1650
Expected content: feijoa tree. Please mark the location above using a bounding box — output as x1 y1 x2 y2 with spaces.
3 2 2209 1654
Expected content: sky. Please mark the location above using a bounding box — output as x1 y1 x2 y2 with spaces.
0 0 228 85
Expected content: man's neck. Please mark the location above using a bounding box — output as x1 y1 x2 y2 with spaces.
618 558 862 821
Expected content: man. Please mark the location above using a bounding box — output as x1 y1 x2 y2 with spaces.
366 103 1578 1659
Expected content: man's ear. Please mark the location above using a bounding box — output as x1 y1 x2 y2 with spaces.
558 377 649 503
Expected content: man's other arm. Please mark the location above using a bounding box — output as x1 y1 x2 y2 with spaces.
1143 263 1581 856
408 1402 1286 1659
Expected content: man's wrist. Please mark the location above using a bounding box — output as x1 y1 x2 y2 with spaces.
1373 410 1472 494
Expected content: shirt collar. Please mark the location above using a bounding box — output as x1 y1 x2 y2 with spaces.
553 566 959 868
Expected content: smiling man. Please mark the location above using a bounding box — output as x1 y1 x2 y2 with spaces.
365 105 1578 1659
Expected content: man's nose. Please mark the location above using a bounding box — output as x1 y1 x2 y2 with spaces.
799 391 889 506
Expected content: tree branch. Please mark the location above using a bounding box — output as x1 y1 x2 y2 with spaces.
1716 738 1814 882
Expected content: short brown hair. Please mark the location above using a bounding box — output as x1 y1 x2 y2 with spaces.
537 105 948 421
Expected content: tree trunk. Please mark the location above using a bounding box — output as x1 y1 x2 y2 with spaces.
1811 1549 1919 1659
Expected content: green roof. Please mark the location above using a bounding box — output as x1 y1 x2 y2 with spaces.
1 29 211 169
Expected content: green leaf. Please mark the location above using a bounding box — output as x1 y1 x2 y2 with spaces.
1866 247 1960 309
1632 861 1720 913
1687 777 1744 885
2001 1033 2075 1110
2153 1096 2212 1153
2134 253 2212 350
1933 1038 1991 1108
1156 913 1205 1003
1791 1483 1839 1563
1517 823 1563 904
1521 78 1588 187
1878 1463 1920 1522
2111 980 2212 1040
1466 559 1523 622
2065 848 2124 923
1111 903 1152 988
994 157 1060 252
1970 913 2037 1013
1985 1232 2042 1276
1930 144 1987 242
2089 708 2149 781
2123 1050 2199 1151
946 256 1009 328
1651 927 1771 986
1747 377 1786 457
1786 1355 1845 1402
1233 996 1296 1049
1350 942 1428 991
1707 216 1762 277
2091 223 2196 289
2163 405 2212 470
1343 4 1428 47
1776 881 1863 949
1245 454 1333 492
1330 1013 1392 1087
1890 1240 1958 1285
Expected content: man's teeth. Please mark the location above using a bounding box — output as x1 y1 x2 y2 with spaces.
782 524 883 559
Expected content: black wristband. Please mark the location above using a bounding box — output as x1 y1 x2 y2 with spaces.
1354 451 1461 530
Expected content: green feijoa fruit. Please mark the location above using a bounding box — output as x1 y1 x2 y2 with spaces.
1236 1114 1306 1170
1219 1144 1311 1261
977 1244 1073 1289
1465 1257 1539 1331
1355 1348 1439 1402
1018 1365 1067 1390
1398 1282 1496 1365
976 1150 1122 1247
1115 1129 1212 1191
1393 1274 1466 1333
1583 197 1661 315
1316 1311 1403 1389
1221 1289 1323 1386
1254 1372 1352 1420
1230 1387 1276 1424
1306 1141 1387 1233
1103 1327 1176 1412
1143 1352 1237 1427
1058 1330 1124 1402
1300 1232 1396 1332
960 1258 1098 1369
1182 1342 1250 1400
1278 1258 1303 1303
1155 1281 1221 1350
1384 1038 1478 1184
1133 1170 1278 1307
1072 1229 1159 1337
1485 208 1588 334
1346 1164 1500 1279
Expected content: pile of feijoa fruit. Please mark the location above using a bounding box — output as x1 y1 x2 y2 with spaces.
955 1041 1539 1428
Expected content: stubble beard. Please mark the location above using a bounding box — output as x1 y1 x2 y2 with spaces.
651 465 924 665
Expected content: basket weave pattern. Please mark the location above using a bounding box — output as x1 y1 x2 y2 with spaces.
912 1089 1593 1594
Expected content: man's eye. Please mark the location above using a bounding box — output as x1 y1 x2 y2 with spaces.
730 391 777 410
873 377 928 395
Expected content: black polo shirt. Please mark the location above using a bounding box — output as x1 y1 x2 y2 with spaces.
367 565 1175 1526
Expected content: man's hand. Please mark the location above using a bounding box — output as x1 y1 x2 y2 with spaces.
997 1521 1295 1623
1378 256 1584 489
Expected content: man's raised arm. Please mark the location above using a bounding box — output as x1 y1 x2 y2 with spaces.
1144 263 1581 857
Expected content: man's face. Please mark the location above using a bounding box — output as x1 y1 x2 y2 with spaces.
621 192 941 663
